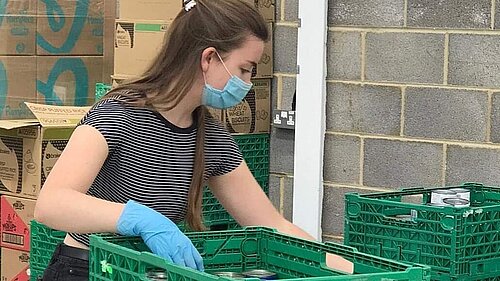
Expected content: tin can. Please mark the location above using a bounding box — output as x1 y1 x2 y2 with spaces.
431 189 457 206
146 269 168 280
212 272 246 279
242 269 278 280
448 188 470 201
443 198 470 208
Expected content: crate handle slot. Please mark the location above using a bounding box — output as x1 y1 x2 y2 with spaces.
470 257 500 275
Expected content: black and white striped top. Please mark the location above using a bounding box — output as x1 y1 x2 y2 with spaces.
68 95 243 246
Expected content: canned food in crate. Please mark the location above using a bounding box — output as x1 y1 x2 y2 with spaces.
448 188 470 201
242 269 278 280
431 189 457 205
146 269 168 280
212 272 246 279
443 198 470 208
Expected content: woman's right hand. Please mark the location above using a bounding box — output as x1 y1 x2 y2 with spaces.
116 200 204 271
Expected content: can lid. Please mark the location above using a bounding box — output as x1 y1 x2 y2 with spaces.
443 197 470 205
433 189 457 194
242 269 277 277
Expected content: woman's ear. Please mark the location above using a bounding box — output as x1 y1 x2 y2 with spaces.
201 47 216 73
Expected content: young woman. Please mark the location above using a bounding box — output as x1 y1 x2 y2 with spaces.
34 0 351 280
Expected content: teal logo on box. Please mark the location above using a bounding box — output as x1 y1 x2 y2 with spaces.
0 60 7 117
36 0 93 54
37 58 89 106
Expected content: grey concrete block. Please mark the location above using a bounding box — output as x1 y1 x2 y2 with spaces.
364 139 443 188
268 175 282 210
327 32 361 80
275 0 282 21
405 87 488 141
284 0 299 22
408 0 491 29
322 236 343 244
270 127 295 174
449 35 500 88
322 186 376 235
281 77 296 110
323 134 361 184
491 93 500 143
496 0 500 29
326 83 401 135
446 146 500 186
328 0 404 27
366 33 445 84
272 76 279 110
283 177 294 221
274 26 298 74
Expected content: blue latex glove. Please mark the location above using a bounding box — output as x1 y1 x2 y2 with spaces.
116 200 204 271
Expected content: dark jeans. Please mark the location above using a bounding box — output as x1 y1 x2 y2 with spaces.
40 243 89 281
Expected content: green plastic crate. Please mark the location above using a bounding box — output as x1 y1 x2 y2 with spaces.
201 134 270 229
95 83 112 101
89 227 430 281
29 220 66 281
344 182 500 281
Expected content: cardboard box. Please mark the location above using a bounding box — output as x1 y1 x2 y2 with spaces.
114 20 169 78
102 0 117 84
36 0 104 55
0 195 36 251
1 0 36 15
243 0 275 22
0 103 90 199
0 15 36 55
252 22 273 79
117 0 182 21
0 56 37 120
207 107 224 124
0 248 30 281
224 79 271 134
37 56 103 106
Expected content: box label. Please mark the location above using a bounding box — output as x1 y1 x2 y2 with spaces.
1 196 36 251
0 138 20 193
42 141 64 178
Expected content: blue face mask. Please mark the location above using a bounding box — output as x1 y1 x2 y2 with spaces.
202 52 253 109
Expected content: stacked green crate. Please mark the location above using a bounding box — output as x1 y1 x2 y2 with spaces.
89 227 431 281
201 133 270 230
30 221 66 281
344 182 500 281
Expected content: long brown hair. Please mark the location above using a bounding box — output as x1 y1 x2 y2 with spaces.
108 0 269 231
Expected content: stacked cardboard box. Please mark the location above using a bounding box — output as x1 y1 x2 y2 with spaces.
0 0 107 120
112 0 274 134
0 103 89 280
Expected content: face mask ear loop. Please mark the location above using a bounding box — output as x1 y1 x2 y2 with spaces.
215 51 233 77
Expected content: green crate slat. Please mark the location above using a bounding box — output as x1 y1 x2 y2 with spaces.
89 227 430 281
95 83 112 101
202 133 270 228
30 220 66 280
344 182 500 281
